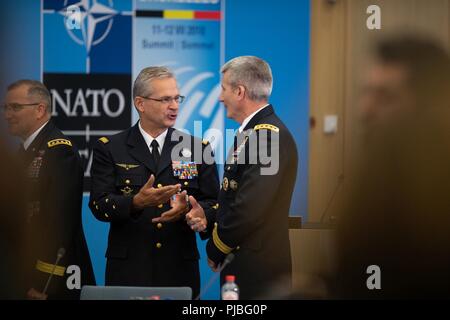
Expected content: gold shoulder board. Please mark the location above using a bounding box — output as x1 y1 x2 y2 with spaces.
47 139 72 148
254 124 279 132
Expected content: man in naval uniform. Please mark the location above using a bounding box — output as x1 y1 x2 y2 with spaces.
3 79 95 299
186 56 298 299
89 67 220 298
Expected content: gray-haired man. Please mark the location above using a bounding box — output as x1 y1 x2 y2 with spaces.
89 67 220 297
186 56 298 299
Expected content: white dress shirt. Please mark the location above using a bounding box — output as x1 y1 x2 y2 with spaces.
138 121 168 154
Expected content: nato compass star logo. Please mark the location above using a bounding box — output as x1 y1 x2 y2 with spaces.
61 0 118 54
43 0 132 73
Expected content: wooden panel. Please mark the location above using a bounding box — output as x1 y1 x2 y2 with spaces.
289 228 336 297
308 0 347 223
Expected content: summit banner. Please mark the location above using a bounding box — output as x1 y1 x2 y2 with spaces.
133 0 224 161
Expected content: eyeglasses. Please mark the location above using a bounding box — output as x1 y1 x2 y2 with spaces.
2 102 40 113
141 95 185 104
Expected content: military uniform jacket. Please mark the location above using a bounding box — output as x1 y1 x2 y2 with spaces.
89 123 219 297
20 120 95 299
206 105 298 299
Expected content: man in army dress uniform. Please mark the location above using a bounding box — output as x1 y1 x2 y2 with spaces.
3 80 95 299
89 67 219 298
186 56 298 299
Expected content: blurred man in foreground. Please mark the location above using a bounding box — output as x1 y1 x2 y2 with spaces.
333 36 450 298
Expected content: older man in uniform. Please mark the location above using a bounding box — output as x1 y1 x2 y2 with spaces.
3 79 95 299
89 67 219 298
186 56 298 299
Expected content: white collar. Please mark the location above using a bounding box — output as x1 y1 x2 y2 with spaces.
23 120 50 150
138 121 168 154
238 104 269 133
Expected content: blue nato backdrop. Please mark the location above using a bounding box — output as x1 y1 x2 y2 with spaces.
1 0 309 300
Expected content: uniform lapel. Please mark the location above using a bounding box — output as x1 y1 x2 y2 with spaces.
226 105 274 166
243 104 274 131
127 123 156 173
22 121 54 167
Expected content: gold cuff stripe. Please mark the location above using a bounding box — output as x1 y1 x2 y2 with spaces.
35 260 66 277
254 124 279 132
47 139 72 148
212 223 233 254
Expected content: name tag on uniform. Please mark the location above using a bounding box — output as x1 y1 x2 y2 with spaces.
172 161 198 180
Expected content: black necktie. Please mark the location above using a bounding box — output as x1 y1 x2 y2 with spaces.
151 139 160 167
